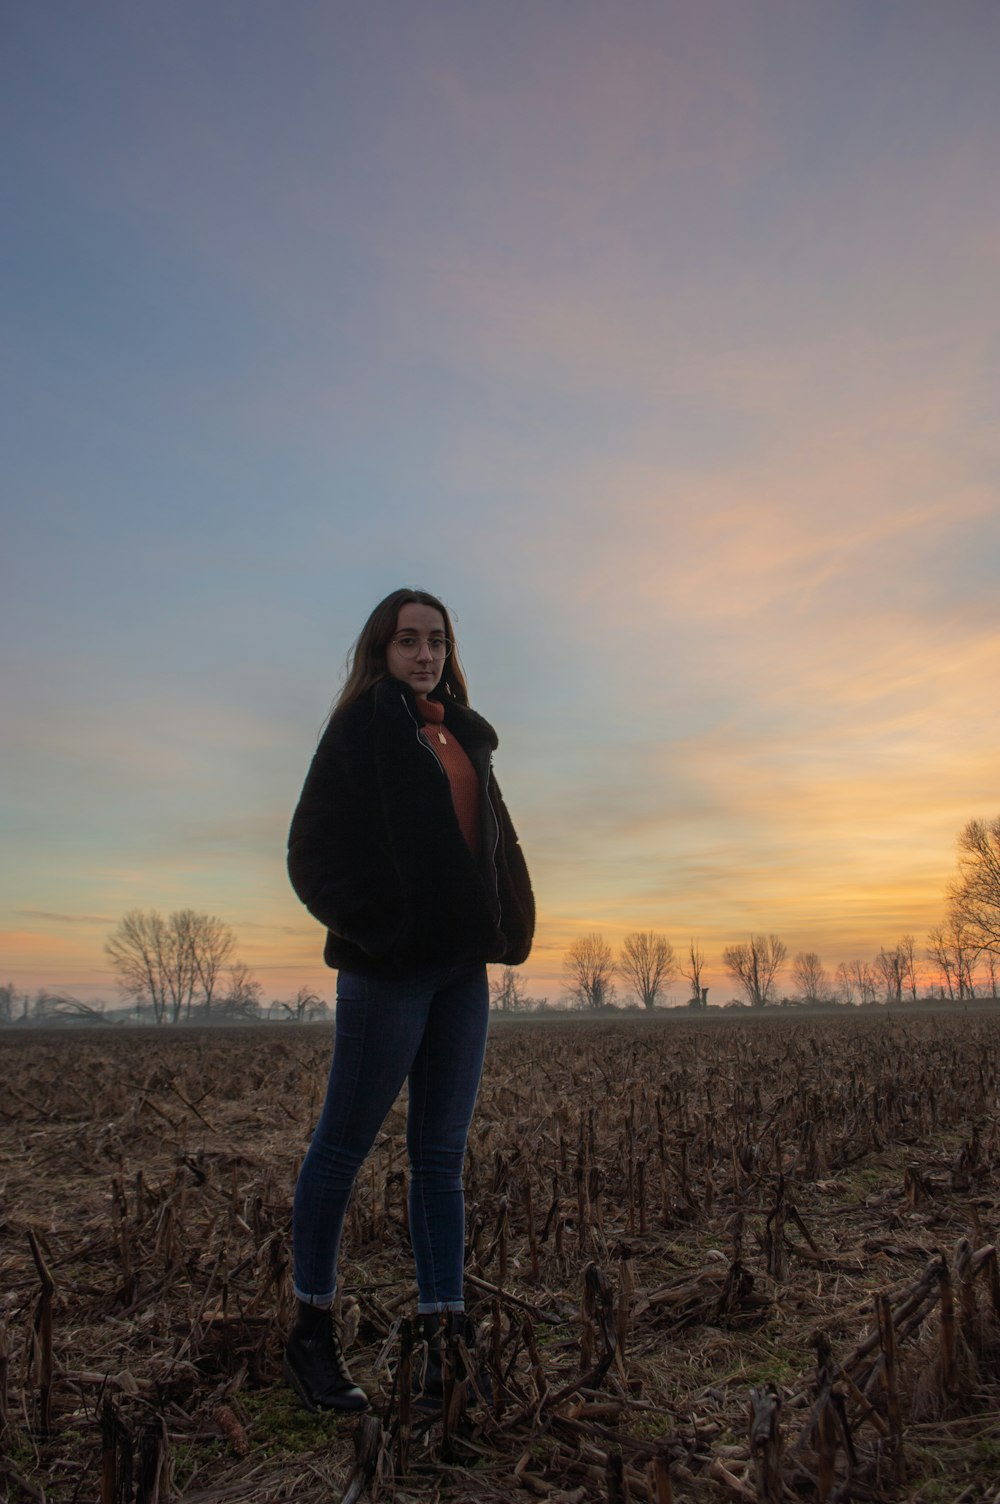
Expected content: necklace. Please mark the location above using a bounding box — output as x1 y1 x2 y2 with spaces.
417 696 447 744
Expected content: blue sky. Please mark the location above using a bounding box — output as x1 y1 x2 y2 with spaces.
3 1 999 1004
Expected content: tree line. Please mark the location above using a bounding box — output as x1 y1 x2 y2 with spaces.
558 815 1000 1011
102 909 335 1023
0 909 331 1025
4 815 998 1023
559 930 795 1011
560 926 997 1013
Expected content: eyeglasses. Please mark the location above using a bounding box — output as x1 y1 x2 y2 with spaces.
390 633 453 659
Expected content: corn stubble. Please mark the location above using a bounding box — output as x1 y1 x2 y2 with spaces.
1 1012 999 1503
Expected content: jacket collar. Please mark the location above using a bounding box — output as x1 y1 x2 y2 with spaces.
372 677 498 751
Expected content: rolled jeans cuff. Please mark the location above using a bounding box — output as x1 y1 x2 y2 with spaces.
293 1285 336 1306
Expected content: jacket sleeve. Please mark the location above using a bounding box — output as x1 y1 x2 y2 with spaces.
491 775 536 964
287 712 402 956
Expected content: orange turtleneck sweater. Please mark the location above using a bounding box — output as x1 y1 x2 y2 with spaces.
416 697 482 858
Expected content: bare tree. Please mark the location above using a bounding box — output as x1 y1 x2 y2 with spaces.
1 985 30 1022
925 926 955 1000
899 934 920 1002
835 961 856 1006
949 816 1000 957
489 966 532 1012
723 935 787 1008
564 933 616 1010
926 918 978 1000
105 911 171 1023
874 944 906 1004
836 958 879 1007
219 961 263 1020
32 990 106 1022
681 940 708 1008
178 910 236 1018
618 931 677 1010
281 986 328 1023
792 951 828 1003
104 909 237 1024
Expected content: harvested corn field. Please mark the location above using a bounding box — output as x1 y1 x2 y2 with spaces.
2 1010 1000 1504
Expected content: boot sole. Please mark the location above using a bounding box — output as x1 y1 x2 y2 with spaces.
412 1389 444 1415
283 1356 370 1414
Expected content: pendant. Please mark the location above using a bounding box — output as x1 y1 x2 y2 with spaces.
437 731 447 744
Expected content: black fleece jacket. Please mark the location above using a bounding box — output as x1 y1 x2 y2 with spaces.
287 679 535 977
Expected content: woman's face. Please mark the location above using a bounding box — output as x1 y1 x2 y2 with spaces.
385 602 448 694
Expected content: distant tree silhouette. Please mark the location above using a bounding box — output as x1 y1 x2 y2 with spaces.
564 933 616 1010
489 965 532 1012
723 935 787 1008
681 941 708 1008
32 990 106 1021
950 816 1000 958
926 917 978 1000
618 931 676 1009
792 951 828 1003
281 986 328 1022
875 944 907 1004
836 958 878 1006
218 961 263 1019
105 909 237 1024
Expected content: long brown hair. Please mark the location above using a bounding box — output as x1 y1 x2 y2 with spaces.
331 588 470 717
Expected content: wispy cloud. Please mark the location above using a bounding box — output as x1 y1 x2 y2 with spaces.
15 910 116 925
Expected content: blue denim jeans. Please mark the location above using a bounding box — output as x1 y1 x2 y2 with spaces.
292 963 489 1311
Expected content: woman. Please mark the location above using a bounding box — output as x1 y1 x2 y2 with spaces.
284 587 534 1412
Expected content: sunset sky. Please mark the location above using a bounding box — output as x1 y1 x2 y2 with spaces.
3 2 999 1008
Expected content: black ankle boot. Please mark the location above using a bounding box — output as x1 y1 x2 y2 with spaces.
284 1304 369 1413
413 1310 491 1414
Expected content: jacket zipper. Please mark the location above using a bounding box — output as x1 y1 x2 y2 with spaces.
402 691 446 774
401 690 503 926
485 755 502 927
